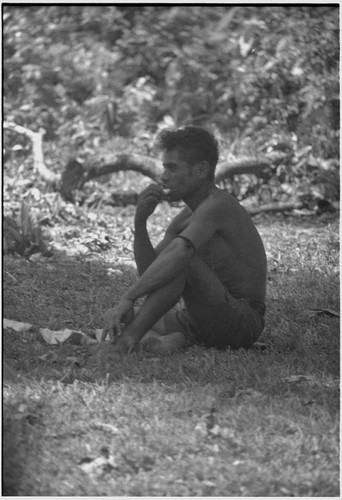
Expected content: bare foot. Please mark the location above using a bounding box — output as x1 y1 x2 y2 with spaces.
77 335 130 358
139 331 187 355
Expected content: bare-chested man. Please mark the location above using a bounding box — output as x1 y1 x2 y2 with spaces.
102 126 267 354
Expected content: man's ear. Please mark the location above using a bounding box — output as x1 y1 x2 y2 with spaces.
195 161 210 179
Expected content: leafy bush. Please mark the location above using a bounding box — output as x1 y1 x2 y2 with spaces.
3 5 339 207
3 202 52 257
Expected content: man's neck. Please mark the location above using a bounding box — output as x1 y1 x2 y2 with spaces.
183 181 216 211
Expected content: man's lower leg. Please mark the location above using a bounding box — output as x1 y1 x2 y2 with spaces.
121 274 185 347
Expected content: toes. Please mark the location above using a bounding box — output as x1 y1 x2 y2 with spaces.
140 336 162 353
140 333 186 355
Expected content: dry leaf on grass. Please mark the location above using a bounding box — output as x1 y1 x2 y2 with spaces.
307 308 340 318
251 341 268 350
78 447 117 480
95 329 103 342
3 318 33 333
284 374 315 384
40 328 96 345
92 422 120 434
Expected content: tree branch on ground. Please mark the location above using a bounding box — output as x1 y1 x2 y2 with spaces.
61 153 282 196
5 122 299 214
79 153 290 185
246 201 305 215
82 154 162 184
4 122 60 185
215 159 271 182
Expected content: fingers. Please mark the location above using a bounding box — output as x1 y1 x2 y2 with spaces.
102 302 133 343
102 318 122 343
109 327 116 343
101 327 108 342
101 325 117 343
140 184 163 201
101 325 114 342
136 184 163 220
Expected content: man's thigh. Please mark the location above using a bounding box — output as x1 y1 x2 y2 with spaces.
189 294 264 349
182 255 264 349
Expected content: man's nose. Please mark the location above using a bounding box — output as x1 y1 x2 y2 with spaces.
161 171 169 183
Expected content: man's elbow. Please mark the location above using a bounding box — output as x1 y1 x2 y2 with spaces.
170 236 195 262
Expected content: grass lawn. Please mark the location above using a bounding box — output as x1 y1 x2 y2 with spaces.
3 201 339 496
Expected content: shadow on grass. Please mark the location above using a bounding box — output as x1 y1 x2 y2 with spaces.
3 249 137 495
263 264 339 380
3 238 339 496
3 240 340 386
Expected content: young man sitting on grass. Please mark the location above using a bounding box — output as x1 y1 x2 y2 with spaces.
101 126 267 355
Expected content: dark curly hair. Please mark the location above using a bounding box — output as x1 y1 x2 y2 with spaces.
157 126 219 179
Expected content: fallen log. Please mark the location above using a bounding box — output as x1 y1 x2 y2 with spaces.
80 154 277 185
82 154 162 183
246 201 304 215
4 121 289 206
60 155 162 201
215 158 272 182
60 154 276 200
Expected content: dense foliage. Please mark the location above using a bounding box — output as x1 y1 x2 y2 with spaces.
3 5 340 210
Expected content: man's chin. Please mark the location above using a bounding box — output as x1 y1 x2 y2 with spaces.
170 195 182 203
163 188 182 202
169 191 182 202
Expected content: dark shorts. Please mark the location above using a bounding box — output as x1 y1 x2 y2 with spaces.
170 293 265 350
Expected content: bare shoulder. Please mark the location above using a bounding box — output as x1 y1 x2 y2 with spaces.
192 189 254 237
195 188 240 218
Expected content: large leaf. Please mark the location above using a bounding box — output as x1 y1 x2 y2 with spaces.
3 318 33 333
40 328 96 345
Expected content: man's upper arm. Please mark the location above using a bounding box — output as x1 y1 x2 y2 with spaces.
154 208 191 255
154 231 175 255
178 198 223 249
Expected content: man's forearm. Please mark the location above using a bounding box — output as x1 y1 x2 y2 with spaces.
134 217 157 276
125 238 193 303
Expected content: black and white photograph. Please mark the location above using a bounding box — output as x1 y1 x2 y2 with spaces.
3 3 339 496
